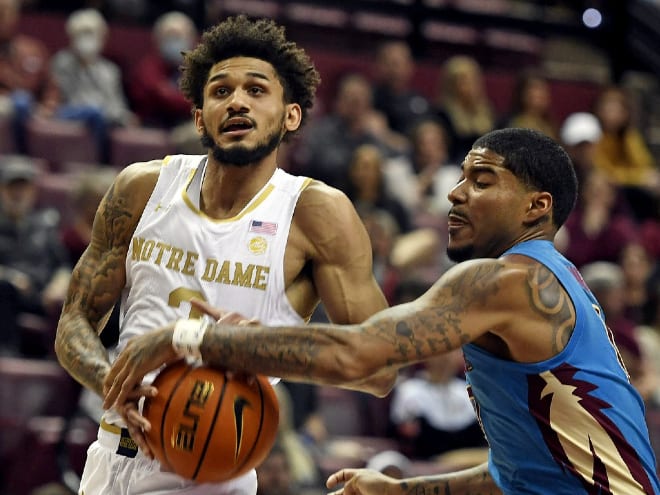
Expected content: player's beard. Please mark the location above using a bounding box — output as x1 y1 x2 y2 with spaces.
446 244 474 263
200 118 284 167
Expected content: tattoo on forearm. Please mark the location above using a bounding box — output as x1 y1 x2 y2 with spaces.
398 468 501 494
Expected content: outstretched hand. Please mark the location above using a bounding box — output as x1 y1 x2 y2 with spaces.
102 324 178 411
103 299 257 413
326 468 399 495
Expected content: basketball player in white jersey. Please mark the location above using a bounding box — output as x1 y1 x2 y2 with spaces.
54 15 390 495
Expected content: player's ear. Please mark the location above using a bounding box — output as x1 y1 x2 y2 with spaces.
525 191 553 224
194 108 204 134
283 103 302 132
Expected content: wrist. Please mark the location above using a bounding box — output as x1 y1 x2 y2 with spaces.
172 318 209 365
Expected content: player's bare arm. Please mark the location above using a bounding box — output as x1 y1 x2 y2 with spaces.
104 255 574 406
289 181 394 393
291 181 388 323
327 463 501 495
55 161 161 396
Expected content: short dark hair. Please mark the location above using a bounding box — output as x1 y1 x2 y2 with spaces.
179 15 320 140
472 128 578 228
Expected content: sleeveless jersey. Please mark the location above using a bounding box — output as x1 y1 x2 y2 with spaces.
117 155 310 353
463 240 660 494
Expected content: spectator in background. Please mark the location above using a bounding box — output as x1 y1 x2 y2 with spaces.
592 85 660 222
560 169 639 269
346 146 441 301
60 167 116 264
580 261 657 403
390 349 487 460
0 156 69 356
346 143 412 235
636 280 660 407
500 69 558 140
433 55 495 163
272 383 323 491
384 118 461 217
255 441 296 495
619 242 657 325
128 11 202 153
371 40 430 135
0 0 59 151
559 111 602 189
293 72 408 191
50 8 137 162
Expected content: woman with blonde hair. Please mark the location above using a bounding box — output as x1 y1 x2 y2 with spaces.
433 55 495 162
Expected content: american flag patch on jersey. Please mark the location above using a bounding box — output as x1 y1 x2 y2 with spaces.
249 220 278 235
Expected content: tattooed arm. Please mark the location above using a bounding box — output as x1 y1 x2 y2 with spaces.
326 463 502 495
55 161 160 396
104 254 573 405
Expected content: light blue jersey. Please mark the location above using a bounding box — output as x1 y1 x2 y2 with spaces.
463 240 659 494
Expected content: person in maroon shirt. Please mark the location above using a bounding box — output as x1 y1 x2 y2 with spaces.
127 10 198 151
560 168 640 269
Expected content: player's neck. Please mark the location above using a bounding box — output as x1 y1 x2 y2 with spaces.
200 159 278 220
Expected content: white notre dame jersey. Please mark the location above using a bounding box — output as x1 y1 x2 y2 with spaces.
116 155 310 356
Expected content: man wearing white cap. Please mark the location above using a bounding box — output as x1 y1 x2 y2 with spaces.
558 112 602 187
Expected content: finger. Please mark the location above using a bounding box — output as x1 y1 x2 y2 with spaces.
190 298 225 321
103 357 128 409
106 363 140 410
217 311 246 324
125 402 152 432
127 420 152 459
126 384 158 402
122 404 154 459
327 469 358 488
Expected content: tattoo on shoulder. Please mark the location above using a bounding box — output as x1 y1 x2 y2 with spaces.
526 264 575 352
101 184 135 247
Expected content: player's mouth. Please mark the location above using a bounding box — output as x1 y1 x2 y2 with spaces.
447 211 469 232
221 117 254 136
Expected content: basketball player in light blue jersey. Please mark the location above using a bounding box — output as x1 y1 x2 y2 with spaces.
55 15 391 495
107 127 660 494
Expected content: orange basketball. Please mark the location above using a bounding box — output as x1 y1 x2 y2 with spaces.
142 360 279 483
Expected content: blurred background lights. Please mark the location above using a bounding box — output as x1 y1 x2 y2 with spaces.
582 8 603 28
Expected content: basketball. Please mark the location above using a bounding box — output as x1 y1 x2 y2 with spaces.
142 360 279 483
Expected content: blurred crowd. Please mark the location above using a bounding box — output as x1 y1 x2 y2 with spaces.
0 1 659 494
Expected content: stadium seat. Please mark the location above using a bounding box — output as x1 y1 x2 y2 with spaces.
108 127 175 169
0 357 81 494
25 118 100 172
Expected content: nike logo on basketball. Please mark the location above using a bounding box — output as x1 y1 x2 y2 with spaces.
233 396 250 459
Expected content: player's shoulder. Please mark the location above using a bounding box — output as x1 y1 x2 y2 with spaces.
293 179 368 250
114 159 164 194
295 178 352 214
439 256 545 304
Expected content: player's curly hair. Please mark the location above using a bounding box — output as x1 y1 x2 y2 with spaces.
179 15 321 140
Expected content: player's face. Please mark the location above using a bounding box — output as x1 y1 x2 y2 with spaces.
446 147 533 262
196 57 301 167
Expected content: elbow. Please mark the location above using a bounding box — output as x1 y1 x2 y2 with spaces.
331 353 396 397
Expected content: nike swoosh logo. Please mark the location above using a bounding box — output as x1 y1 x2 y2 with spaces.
233 396 250 459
